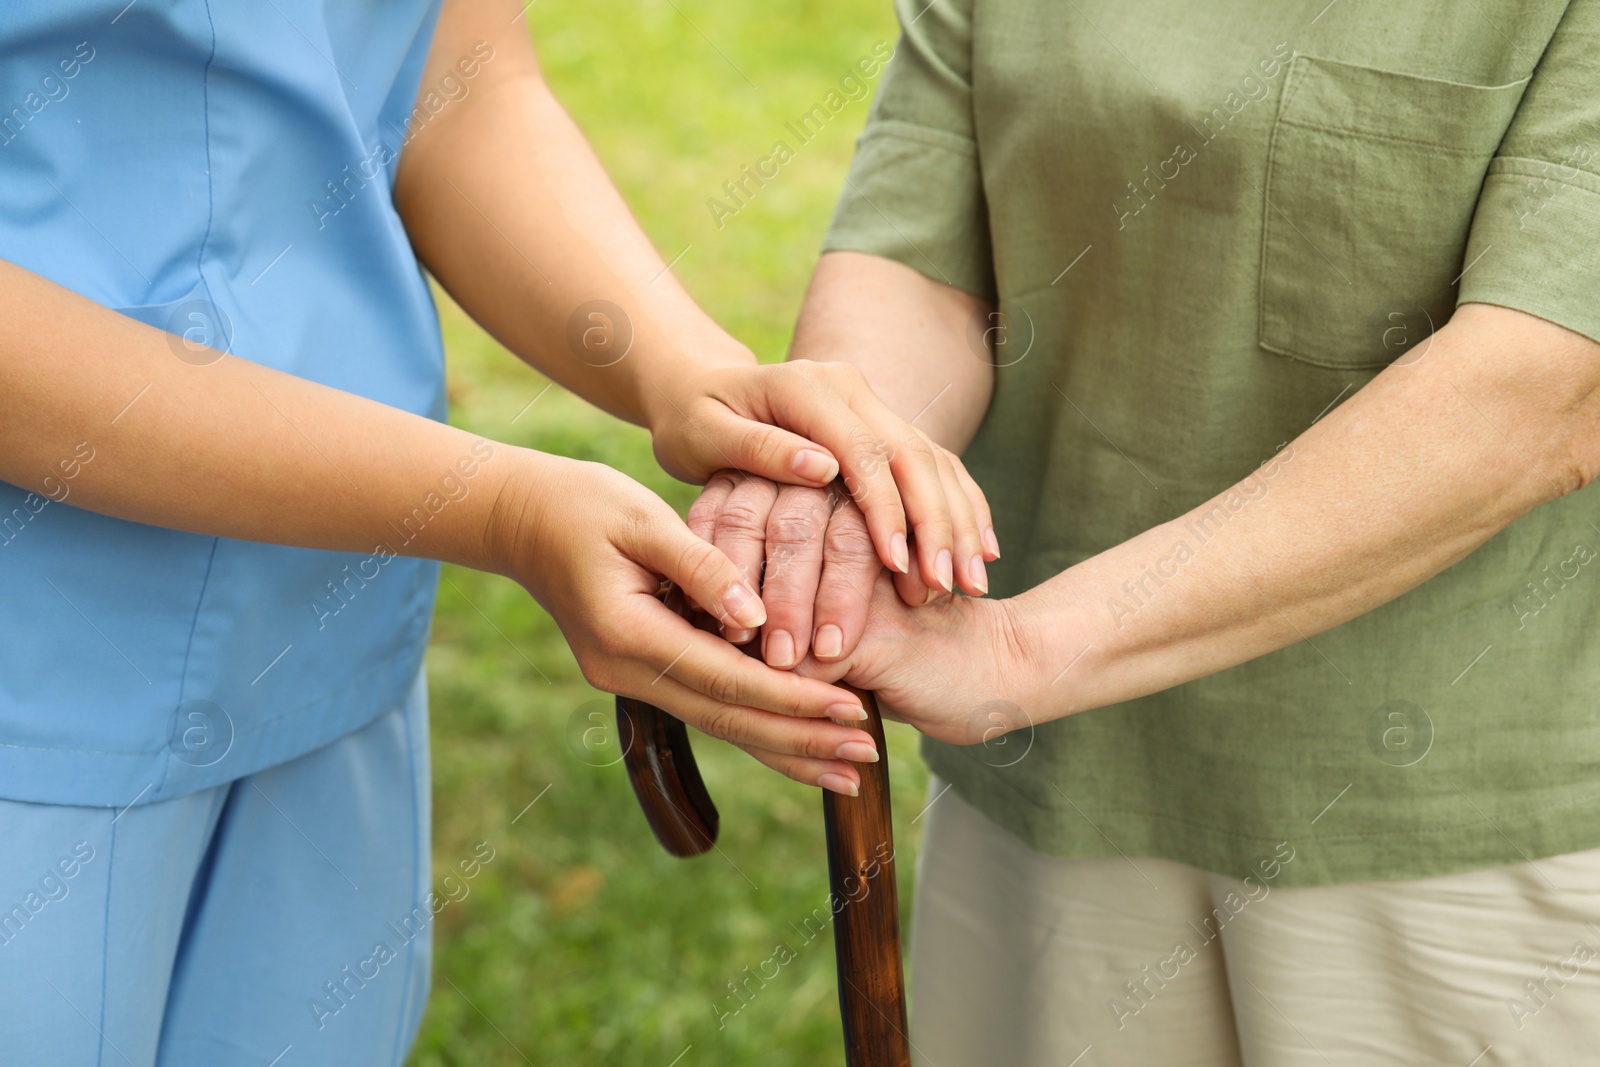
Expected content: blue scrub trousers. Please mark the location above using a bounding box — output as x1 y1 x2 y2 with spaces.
0 671 432 1066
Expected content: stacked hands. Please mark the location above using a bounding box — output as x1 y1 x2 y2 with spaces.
489 359 1034 798
684 470 1026 794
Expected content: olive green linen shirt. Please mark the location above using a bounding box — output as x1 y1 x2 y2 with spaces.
825 0 1600 886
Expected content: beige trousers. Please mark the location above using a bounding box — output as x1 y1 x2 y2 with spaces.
909 777 1600 1067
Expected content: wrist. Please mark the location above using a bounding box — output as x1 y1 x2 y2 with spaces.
636 337 758 439
480 445 558 584
998 576 1114 725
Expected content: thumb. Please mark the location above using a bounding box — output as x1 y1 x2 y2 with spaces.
618 509 768 631
698 410 841 488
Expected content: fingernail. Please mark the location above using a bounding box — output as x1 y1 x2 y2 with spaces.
725 627 755 645
923 586 941 606
890 532 910 574
969 555 988 595
818 773 859 797
836 741 880 763
792 448 840 483
982 526 1001 559
766 629 796 668
826 702 868 721
722 583 766 628
936 549 954 592
814 623 844 660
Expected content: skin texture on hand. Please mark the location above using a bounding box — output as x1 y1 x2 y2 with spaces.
687 476 881 667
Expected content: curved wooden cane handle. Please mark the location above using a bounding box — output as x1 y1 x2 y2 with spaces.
617 671 910 1065
616 691 720 857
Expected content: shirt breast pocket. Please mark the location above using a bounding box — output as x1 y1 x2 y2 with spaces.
1258 55 1528 369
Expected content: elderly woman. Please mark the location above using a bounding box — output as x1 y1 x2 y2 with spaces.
692 0 1600 1062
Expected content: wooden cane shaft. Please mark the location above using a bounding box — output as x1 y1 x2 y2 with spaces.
823 687 911 1067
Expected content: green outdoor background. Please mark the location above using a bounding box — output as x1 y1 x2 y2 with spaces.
410 2 928 1064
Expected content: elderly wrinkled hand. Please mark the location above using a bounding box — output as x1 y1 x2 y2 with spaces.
685 465 995 671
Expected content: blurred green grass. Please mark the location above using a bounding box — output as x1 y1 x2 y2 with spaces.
409 2 928 1065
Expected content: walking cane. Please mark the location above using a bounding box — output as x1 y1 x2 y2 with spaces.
615 596 911 1066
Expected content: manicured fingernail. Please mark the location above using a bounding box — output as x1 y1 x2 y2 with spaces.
814 624 844 660
836 741 880 763
818 773 859 797
982 527 1001 559
826 702 868 721
936 549 954 592
725 627 755 645
969 555 988 595
792 448 839 483
890 531 910 574
722 583 766 628
766 629 795 668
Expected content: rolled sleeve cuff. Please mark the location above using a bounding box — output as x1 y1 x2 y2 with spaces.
822 120 996 301
1458 158 1600 345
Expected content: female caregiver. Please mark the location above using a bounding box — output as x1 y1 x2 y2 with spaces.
0 0 993 1062
697 0 1600 1062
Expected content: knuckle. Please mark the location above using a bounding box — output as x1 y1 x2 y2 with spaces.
615 492 661 542
802 730 843 760
696 702 739 742
826 361 866 389
674 539 726 594
705 469 741 493
848 426 882 460
897 432 936 464
823 521 880 569
768 508 823 549
703 668 748 709
574 648 618 692
747 429 789 472
685 497 718 534
713 497 770 540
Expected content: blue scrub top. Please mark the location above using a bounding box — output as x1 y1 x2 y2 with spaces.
0 0 450 806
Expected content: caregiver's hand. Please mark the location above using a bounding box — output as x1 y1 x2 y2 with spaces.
489 454 880 794
646 360 999 597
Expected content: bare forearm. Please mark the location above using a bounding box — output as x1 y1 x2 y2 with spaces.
0 259 524 573
791 251 994 452
1011 304 1600 720
395 0 750 432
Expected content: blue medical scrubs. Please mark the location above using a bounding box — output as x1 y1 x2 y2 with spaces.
0 0 448 808
0 1 459 1061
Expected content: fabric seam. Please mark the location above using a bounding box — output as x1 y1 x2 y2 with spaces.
389 672 425 1064
161 536 221 797
1273 116 1497 154
857 119 978 157
95 813 117 1067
